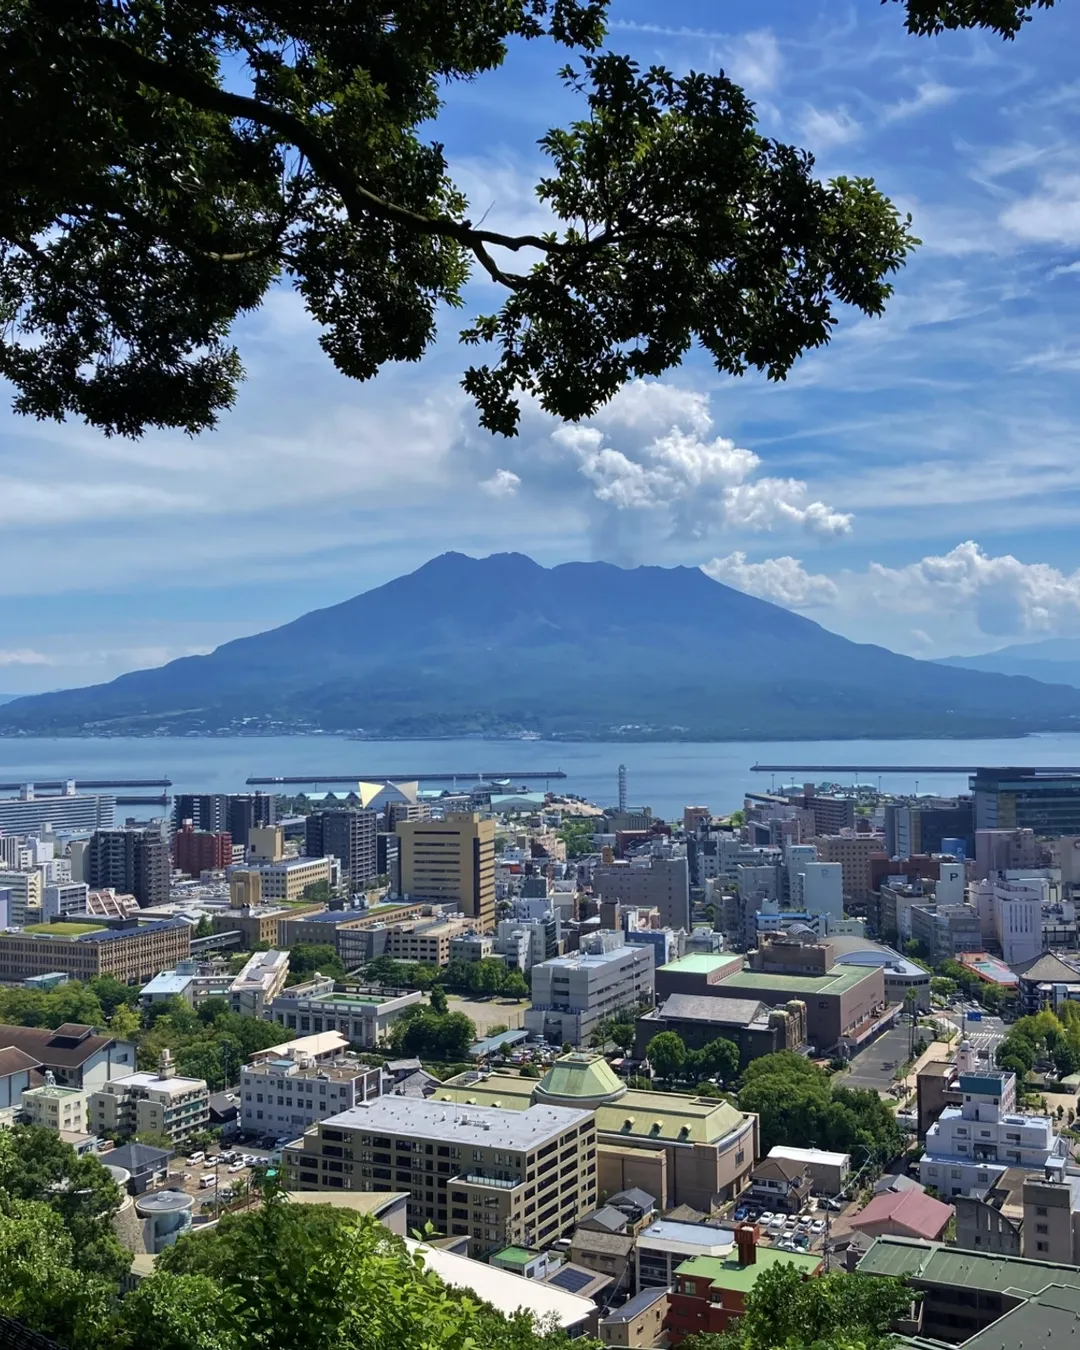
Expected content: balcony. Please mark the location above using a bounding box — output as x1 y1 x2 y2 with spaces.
458 1173 519 1191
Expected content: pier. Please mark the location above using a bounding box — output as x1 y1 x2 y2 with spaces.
750 764 1080 775
0 778 173 792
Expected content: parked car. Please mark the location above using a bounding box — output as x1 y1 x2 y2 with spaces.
759 1212 774 1225
228 1161 245 1174
186 1151 205 1165
811 1218 827 1234
199 1174 216 1189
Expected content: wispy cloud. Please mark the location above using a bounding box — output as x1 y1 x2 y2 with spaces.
882 81 958 122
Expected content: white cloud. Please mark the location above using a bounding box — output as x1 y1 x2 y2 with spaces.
0 649 52 667
702 553 840 608
882 82 958 122
548 384 853 541
1001 173 1080 244
1051 260 1080 276
479 468 522 498
796 105 861 149
717 30 783 95
868 541 1080 636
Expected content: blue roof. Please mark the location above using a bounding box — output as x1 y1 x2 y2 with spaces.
469 1028 530 1057
288 909 362 926
603 1288 668 1323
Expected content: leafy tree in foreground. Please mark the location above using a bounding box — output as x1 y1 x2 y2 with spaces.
0 0 917 438
0 1127 129 1282
683 1262 913 1350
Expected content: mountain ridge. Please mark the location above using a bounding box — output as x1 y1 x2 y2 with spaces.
939 637 1080 690
3 552 1080 740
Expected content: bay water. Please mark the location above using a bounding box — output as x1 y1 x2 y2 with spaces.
5 733 1080 819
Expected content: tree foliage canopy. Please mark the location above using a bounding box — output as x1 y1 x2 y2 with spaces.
738 1052 903 1168
1 0 984 439
684 1261 914 1350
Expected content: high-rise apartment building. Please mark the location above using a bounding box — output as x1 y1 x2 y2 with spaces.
305 810 378 887
172 822 232 875
0 869 44 926
284 1096 596 1258
225 793 277 849
88 828 169 908
172 794 228 833
0 785 116 834
397 813 495 930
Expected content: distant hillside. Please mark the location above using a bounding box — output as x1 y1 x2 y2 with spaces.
939 637 1080 690
3 552 1080 739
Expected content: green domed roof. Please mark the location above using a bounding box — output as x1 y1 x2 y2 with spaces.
535 1053 627 1105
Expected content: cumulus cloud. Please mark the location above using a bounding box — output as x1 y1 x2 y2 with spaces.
702 553 840 609
868 541 1080 636
479 468 522 498
547 383 853 544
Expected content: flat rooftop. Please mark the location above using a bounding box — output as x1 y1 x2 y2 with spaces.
638 1220 735 1256
722 965 875 996
858 1235 1080 1298
658 954 741 976
111 1071 206 1097
321 1096 592 1150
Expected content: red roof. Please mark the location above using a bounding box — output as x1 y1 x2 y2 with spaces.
849 1187 954 1240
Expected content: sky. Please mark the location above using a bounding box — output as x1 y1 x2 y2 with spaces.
5 0 1080 693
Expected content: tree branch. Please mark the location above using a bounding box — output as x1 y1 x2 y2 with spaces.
90 34 587 275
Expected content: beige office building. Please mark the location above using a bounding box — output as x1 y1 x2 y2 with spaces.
21 1082 89 1136
90 1051 209 1144
284 1095 596 1258
397 813 495 931
249 826 284 863
229 870 264 909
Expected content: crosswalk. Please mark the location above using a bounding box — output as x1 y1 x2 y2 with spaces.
959 1029 1003 1058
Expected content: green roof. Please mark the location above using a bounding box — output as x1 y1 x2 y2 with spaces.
658 954 741 975
538 1053 625 1102
22 921 105 936
858 1237 1080 1297
493 1246 537 1267
677 1247 821 1294
721 965 873 996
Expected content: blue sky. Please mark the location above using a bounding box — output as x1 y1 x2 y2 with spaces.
5 0 1080 692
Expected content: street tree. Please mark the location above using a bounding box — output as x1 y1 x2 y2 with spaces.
646 1031 687 1082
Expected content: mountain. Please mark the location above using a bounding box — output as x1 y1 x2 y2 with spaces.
4 552 1080 740
939 638 1080 690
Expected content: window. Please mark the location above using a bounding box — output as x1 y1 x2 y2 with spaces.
1038 1241 1049 1253
1037 1206 1048 1217
951 1169 962 1179
1037 1224 1049 1234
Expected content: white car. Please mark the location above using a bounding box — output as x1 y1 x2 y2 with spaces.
758 1211 774 1225
228 1161 245 1174
811 1218 827 1234
768 1215 785 1233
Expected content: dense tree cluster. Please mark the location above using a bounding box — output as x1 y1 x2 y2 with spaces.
386 1004 477 1060
645 1031 740 1087
365 955 529 1000
736 1053 904 1170
684 1261 914 1350
996 1007 1080 1079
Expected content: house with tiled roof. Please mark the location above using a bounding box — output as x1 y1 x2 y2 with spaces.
849 1188 954 1242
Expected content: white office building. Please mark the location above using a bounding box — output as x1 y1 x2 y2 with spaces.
0 869 43 927
230 948 290 1018
920 1064 1066 1196
43 882 90 921
524 935 654 1046
240 1041 381 1140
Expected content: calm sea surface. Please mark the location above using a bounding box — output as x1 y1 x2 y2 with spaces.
5 733 1080 818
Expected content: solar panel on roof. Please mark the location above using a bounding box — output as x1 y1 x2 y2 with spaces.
549 1268 594 1294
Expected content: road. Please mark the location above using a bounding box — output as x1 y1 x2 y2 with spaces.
842 1026 912 1090
941 1011 1007 1062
